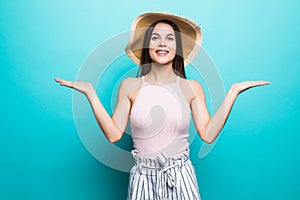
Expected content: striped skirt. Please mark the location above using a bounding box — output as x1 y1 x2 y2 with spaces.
127 150 201 200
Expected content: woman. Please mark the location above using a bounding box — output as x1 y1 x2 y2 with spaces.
55 12 270 200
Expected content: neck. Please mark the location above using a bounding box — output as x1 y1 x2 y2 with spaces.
146 62 176 83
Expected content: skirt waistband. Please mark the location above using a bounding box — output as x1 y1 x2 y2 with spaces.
131 149 190 169
130 149 192 200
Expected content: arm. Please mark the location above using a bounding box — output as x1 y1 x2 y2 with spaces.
197 86 237 144
189 80 270 144
86 83 129 143
54 78 132 143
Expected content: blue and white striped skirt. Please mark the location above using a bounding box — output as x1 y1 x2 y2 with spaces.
127 150 201 200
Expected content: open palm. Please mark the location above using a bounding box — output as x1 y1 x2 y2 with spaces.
231 80 271 96
54 78 94 96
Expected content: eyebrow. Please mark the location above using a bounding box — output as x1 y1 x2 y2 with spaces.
151 33 175 37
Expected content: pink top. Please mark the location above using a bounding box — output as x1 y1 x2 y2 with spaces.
129 75 191 159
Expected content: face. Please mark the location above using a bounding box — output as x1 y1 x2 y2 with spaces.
148 22 176 66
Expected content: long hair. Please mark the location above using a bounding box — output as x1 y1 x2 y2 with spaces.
136 20 186 79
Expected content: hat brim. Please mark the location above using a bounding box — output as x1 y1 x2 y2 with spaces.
125 12 202 67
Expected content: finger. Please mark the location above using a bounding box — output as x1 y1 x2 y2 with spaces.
248 81 270 87
238 81 269 90
256 80 271 85
61 82 75 88
59 82 68 87
263 81 271 84
248 80 270 86
55 78 68 83
55 78 63 82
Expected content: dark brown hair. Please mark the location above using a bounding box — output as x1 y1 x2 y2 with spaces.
136 20 186 79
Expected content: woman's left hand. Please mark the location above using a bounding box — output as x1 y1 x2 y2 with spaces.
230 80 271 97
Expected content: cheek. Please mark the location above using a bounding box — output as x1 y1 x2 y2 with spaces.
148 48 156 61
168 42 176 52
148 46 155 57
149 40 158 49
169 44 177 56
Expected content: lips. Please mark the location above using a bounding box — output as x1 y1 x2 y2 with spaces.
155 49 169 56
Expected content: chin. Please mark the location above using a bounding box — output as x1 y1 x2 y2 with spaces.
153 60 172 66
152 57 175 66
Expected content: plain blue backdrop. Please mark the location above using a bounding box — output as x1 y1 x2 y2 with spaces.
1 0 299 199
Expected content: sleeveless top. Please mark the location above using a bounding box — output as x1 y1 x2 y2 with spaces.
129 75 191 159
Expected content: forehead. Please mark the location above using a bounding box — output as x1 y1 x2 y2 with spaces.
152 22 175 35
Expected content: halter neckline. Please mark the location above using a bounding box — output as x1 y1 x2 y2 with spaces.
142 75 179 86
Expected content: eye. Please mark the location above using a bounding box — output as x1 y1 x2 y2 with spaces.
167 37 174 41
151 36 158 41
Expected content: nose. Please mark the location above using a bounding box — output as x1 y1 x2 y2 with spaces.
158 38 166 47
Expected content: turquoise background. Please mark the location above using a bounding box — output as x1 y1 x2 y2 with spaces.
1 0 299 199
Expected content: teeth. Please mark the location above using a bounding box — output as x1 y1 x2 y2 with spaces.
156 50 169 54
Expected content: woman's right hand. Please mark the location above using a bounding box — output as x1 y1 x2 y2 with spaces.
54 78 94 96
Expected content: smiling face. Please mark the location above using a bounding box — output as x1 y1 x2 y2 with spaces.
148 22 177 66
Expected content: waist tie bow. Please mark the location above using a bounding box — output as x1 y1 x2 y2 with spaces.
131 150 188 200
156 154 181 200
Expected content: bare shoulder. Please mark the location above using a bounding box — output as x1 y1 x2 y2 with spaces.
119 77 142 98
188 79 205 98
178 77 205 100
187 79 204 90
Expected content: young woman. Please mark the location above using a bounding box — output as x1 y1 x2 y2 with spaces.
55 12 270 200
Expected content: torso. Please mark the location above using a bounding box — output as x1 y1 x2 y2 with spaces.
128 75 195 114
128 74 193 158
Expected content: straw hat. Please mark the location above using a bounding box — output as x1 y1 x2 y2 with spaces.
125 12 202 67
